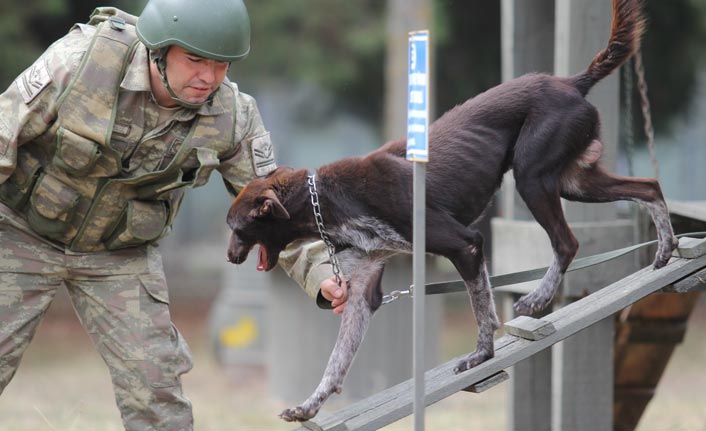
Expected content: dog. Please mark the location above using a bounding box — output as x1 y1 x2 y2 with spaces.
225 0 676 422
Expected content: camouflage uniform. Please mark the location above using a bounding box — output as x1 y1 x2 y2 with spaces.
0 8 331 430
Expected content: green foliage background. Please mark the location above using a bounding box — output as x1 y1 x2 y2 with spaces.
1 0 705 136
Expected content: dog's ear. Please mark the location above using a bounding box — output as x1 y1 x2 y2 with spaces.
250 189 290 220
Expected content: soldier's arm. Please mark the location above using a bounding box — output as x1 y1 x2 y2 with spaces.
277 240 340 309
218 88 339 309
0 28 89 184
216 88 272 195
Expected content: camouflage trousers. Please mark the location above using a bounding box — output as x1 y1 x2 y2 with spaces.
0 219 194 431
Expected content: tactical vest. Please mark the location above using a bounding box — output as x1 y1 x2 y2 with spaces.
0 8 239 252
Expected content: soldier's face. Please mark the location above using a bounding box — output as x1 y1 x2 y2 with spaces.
160 46 229 105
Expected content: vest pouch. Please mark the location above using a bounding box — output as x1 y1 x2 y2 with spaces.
136 147 219 201
135 171 190 200
54 128 102 176
105 200 168 250
0 151 42 210
26 173 80 240
184 147 219 188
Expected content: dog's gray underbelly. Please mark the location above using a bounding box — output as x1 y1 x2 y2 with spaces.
330 216 412 254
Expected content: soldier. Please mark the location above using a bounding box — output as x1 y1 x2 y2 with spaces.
0 1 347 429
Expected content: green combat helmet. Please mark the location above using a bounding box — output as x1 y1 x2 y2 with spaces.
135 0 251 109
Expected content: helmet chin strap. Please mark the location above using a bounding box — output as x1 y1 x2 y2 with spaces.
149 48 218 110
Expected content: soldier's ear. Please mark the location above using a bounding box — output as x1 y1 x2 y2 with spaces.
250 189 290 220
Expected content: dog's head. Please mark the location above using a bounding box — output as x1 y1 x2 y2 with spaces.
226 167 299 271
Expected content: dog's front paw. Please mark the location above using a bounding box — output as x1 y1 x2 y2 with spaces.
453 349 493 374
279 386 342 422
279 404 320 422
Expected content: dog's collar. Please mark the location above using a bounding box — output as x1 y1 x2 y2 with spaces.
307 174 343 286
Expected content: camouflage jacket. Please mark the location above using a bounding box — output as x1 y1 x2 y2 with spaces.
0 8 332 302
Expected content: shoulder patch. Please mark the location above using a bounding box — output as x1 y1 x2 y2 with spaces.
250 132 277 177
15 58 52 104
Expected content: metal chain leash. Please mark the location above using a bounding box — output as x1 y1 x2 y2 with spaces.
382 286 414 305
633 49 660 179
307 174 413 303
307 174 343 287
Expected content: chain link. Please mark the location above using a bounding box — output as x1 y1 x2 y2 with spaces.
307 175 343 287
308 174 415 304
381 285 414 305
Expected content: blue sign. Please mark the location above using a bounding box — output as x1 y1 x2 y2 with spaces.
406 30 429 162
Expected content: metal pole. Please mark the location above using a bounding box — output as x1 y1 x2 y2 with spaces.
412 162 426 431
407 30 429 431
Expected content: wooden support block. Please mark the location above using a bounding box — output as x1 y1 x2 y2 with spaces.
674 237 706 259
614 386 656 431
463 370 509 393
619 320 688 344
622 291 700 318
504 316 556 341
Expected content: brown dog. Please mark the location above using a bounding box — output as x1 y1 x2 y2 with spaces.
226 0 676 422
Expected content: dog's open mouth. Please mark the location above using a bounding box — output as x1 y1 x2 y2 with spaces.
257 244 270 271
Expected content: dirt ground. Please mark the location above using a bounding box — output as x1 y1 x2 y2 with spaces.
0 290 704 431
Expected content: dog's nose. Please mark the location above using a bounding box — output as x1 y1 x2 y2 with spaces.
227 248 248 265
227 250 239 264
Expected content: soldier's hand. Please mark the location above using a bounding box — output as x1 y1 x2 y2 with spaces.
320 276 348 315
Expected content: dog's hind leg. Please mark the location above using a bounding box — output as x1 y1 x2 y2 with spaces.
561 164 678 268
279 252 384 422
513 174 579 315
427 217 500 373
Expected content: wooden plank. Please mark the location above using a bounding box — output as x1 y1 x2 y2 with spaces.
504 316 556 340
292 254 706 431
463 370 509 393
675 237 706 258
299 420 326 431
292 336 519 431
663 269 706 293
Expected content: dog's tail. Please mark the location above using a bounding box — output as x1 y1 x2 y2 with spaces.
566 0 645 97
